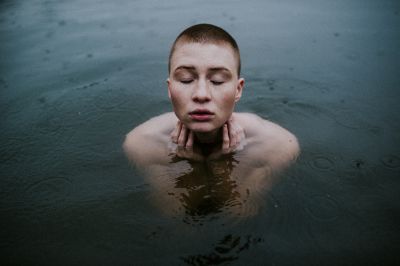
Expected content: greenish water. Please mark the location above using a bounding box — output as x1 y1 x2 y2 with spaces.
1 0 400 265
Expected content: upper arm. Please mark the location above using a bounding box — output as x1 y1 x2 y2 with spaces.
123 113 176 167
260 121 300 170
238 113 300 171
123 127 160 167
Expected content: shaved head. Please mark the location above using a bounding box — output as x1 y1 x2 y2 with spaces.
168 23 241 76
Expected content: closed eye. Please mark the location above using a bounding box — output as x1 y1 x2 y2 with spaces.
180 79 193 84
211 80 224 85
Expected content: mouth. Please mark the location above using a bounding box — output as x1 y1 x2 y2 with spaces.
189 109 214 121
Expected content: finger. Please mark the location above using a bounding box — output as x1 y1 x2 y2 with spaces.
238 126 245 143
234 125 244 146
226 121 236 148
178 124 188 147
168 140 178 153
237 132 247 151
238 126 245 140
176 149 189 159
186 130 194 149
222 124 230 151
170 121 182 143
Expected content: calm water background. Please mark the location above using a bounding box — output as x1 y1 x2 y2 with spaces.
1 0 400 265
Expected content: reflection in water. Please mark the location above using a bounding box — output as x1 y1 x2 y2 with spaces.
147 153 265 223
0 0 398 264
182 234 264 266
172 156 242 220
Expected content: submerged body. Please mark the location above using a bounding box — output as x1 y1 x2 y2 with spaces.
124 112 299 217
123 24 299 217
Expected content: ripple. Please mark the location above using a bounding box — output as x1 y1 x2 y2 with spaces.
305 194 339 221
333 109 368 129
24 177 72 204
381 155 400 169
265 193 281 209
181 234 263 265
309 155 335 171
351 158 367 170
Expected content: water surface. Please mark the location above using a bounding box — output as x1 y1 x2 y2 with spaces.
1 0 400 265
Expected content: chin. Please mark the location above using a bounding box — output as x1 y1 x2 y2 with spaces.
188 122 218 133
189 126 213 133
191 120 228 134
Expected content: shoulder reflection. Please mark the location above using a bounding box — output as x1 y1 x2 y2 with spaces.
145 153 271 221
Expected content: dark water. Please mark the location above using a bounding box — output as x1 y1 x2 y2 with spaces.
1 0 400 265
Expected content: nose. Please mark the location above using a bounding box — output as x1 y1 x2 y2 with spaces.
192 79 211 103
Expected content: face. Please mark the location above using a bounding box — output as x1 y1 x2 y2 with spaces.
168 42 244 133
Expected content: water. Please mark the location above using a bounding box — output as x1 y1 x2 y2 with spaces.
1 0 400 265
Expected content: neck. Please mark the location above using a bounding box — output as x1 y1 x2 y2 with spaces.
194 128 222 145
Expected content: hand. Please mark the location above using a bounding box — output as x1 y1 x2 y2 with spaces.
226 116 246 152
169 121 204 161
209 117 246 160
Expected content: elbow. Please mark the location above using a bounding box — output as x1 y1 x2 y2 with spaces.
122 130 137 158
122 133 131 153
288 135 300 162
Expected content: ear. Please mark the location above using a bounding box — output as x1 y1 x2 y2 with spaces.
234 78 244 102
167 78 171 99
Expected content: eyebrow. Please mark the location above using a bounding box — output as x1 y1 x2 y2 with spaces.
174 65 196 72
174 66 231 74
208 67 232 78
209 67 230 73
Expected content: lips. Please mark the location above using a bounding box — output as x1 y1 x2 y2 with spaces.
189 109 214 121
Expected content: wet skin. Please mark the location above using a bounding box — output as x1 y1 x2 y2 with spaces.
124 42 299 217
167 42 244 135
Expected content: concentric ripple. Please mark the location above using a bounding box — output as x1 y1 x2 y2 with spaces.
380 155 400 169
305 194 340 221
309 155 335 171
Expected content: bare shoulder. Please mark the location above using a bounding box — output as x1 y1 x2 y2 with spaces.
123 112 177 166
234 112 300 168
125 112 177 137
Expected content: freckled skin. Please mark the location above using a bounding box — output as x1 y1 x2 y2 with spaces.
168 42 243 134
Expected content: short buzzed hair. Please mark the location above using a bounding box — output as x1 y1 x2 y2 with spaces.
168 23 241 75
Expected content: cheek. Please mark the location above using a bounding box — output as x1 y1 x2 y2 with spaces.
169 90 187 112
220 91 237 108
169 90 182 103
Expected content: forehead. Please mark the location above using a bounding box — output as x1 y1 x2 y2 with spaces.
170 42 238 74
